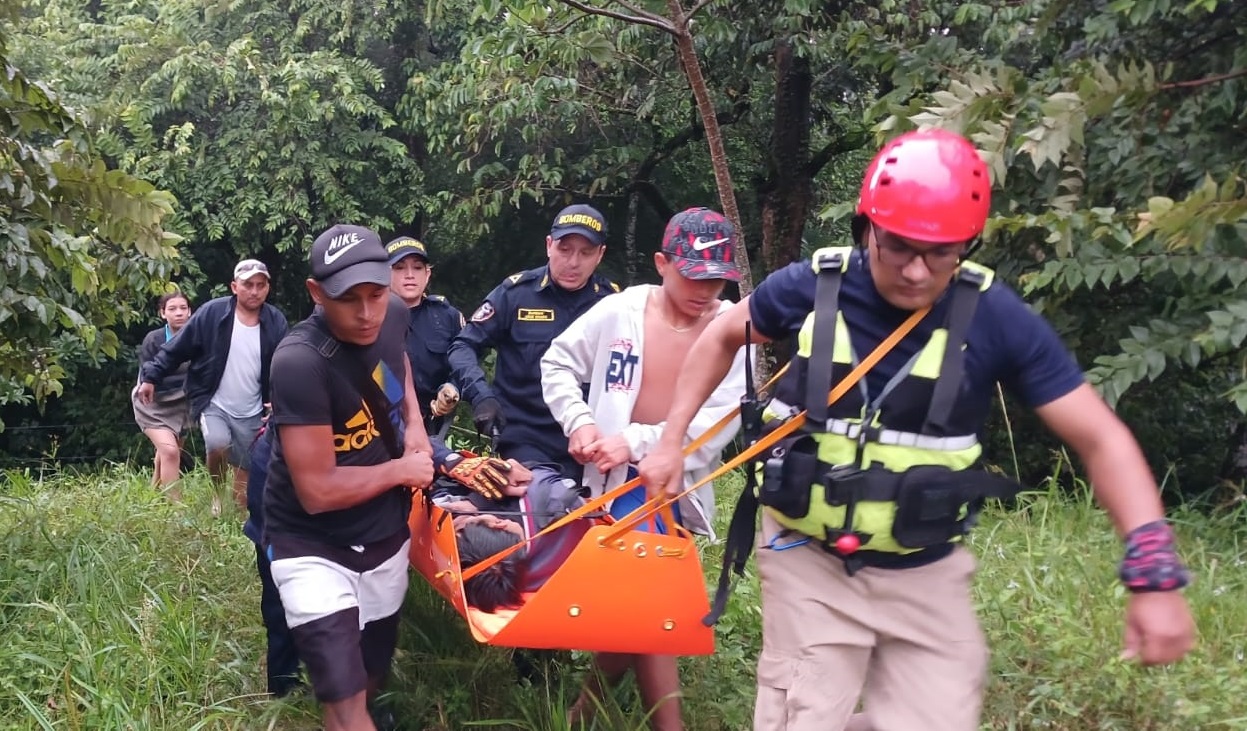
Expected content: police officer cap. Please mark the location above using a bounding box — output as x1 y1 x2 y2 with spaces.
386 236 431 266
549 204 607 247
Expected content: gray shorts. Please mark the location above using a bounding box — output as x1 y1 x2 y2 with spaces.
132 386 189 435
199 404 262 469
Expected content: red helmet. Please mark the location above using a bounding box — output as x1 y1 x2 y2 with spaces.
856 129 990 244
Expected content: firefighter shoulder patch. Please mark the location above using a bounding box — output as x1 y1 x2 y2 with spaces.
470 301 495 323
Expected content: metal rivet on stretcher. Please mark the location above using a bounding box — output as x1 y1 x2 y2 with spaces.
568 605 582 617
616 540 627 551
635 543 647 557
663 620 676 631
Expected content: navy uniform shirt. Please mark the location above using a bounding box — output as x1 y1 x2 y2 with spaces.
749 250 1086 416
405 294 465 430
448 265 619 475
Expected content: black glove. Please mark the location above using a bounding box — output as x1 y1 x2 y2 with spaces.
473 396 505 438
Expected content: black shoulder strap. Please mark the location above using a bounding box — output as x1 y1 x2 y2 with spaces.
921 267 985 435
293 321 404 459
804 250 846 429
704 322 761 627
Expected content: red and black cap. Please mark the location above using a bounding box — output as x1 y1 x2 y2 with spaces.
660 207 742 282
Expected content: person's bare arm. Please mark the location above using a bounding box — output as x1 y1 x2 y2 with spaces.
638 298 770 496
1033 384 1163 534
1035 383 1195 666
402 353 433 455
282 424 433 514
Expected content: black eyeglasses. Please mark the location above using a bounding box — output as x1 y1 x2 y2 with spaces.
871 224 966 274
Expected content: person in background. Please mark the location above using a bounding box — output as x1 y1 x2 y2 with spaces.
243 425 303 698
447 204 619 480
137 259 288 515
386 236 465 436
132 291 193 502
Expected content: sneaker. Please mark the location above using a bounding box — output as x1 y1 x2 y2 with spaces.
269 676 306 699
368 704 399 731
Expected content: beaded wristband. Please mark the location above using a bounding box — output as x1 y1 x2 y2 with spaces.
1118 520 1191 593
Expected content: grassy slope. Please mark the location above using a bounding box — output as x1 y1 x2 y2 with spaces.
1 465 1244 730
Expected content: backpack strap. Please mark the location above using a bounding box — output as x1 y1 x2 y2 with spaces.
921 265 987 435
804 248 849 430
289 320 403 460
704 322 762 626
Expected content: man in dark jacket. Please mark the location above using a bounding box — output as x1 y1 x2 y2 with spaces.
138 259 288 513
447 204 618 480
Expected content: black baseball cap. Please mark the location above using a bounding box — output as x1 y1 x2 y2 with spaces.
310 224 392 298
549 204 607 246
385 236 430 265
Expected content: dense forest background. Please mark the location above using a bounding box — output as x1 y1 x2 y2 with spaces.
1 0 1245 499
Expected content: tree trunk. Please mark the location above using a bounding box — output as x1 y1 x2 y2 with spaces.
755 38 815 373
625 190 639 285
759 38 814 277
666 0 754 296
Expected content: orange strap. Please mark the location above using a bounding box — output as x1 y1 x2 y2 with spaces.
461 307 929 581
682 362 789 454
600 305 930 543
462 360 785 581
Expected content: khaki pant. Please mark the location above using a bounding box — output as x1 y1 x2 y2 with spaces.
753 514 987 731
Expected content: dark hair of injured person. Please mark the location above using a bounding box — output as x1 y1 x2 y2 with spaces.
458 522 528 612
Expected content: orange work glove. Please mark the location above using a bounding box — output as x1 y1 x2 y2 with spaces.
442 454 511 500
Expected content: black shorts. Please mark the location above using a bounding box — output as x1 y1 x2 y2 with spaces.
267 528 410 702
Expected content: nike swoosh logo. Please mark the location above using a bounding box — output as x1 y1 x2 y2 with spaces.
692 236 729 251
324 240 362 265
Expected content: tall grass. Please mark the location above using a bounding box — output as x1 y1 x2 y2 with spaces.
1 462 1244 729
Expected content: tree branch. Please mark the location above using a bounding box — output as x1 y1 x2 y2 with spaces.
637 96 750 178
686 0 721 20
610 0 667 22
1159 68 1247 90
624 179 673 220
805 128 869 178
550 0 675 35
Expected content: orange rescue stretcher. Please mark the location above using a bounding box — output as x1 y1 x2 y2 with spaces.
407 479 716 655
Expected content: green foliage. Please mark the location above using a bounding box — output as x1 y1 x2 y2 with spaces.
866 0 1247 422
402 2 675 235
2 466 1246 729
976 467 1247 729
0 12 179 423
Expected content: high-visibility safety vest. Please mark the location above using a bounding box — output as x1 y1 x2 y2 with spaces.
757 246 1015 555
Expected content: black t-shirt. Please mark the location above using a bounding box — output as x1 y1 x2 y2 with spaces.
263 296 411 545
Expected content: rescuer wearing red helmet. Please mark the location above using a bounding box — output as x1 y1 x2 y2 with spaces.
639 129 1195 731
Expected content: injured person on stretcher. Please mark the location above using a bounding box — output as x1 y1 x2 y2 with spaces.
430 463 589 611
